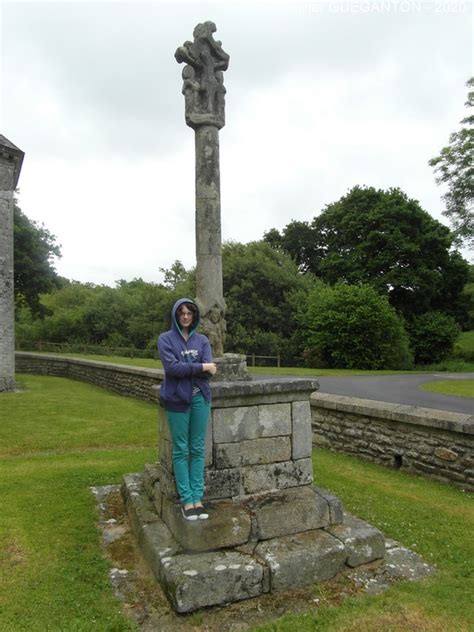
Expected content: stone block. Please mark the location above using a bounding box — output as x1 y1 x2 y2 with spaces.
292 401 313 459
212 405 259 443
121 473 159 540
142 463 160 499
158 407 170 441
434 447 458 461
255 530 346 592
160 496 252 552
160 550 265 613
204 467 241 499
214 436 291 469
383 546 436 581
159 437 172 470
241 458 313 495
138 521 181 582
157 464 179 501
326 512 385 567
257 403 292 437
313 486 344 524
247 486 330 540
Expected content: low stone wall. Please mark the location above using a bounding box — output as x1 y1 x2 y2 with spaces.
15 351 163 402
311 393 474 492
16 353 473 491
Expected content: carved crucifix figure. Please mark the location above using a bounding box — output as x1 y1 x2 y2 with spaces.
175 22 229 357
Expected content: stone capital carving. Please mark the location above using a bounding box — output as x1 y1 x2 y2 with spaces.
175 21 229 130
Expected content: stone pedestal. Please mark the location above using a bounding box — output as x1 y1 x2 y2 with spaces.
122 378 386 612
0 135 24 393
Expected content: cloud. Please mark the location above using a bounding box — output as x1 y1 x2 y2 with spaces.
2 0 472 283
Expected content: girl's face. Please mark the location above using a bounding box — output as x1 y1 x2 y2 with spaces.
177 305 193 330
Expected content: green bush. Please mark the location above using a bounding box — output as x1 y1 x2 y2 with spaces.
408 311 461 365
296 283 413 370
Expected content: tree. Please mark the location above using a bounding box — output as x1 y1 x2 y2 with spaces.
406 311 460 365
13 202 62 313
265 186 471 322
222 241 314 362
429 77 474 248
295 283 412 370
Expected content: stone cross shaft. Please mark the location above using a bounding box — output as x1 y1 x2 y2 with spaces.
175 21 229 357
0 135 24 392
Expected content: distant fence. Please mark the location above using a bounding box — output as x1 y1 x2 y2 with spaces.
246 353 281 368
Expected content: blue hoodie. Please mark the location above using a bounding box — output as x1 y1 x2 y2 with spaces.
158 298 212 412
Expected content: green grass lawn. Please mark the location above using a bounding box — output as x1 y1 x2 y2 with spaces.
1 375 473 630
420 379 474 398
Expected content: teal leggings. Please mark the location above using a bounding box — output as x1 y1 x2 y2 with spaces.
165 393 210 505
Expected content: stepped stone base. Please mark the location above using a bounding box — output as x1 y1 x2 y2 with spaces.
122 470 386 613
122 377 391 613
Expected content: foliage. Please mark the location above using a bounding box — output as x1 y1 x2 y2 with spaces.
295 283 413 370
222 240 314 362
453 329 474 362
13 202 62 314
265 186 471 324
429 77 474 248
407 311 461 365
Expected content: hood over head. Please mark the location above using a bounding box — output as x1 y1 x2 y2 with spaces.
171 298 200 339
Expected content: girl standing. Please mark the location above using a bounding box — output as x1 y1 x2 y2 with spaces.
158 298 217 520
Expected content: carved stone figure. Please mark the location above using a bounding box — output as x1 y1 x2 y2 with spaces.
175 21 229 130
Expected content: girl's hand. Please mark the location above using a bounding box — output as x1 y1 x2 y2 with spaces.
203 362 217 376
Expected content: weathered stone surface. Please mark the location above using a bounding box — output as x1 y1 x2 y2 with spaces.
212 353 251 382
247 486 330 540
161 549 265 613
161 496 252 552
213 406 260 443
121 473 159 540
292 401 313 459
434 447 458 461
157 464 179 501
326 512 385 567
204 466 241 499
256 530 346 592
383 546 436 581
241 458 313 495
212 378 319 409
214 437 291 469
159 437 172 470
142 463 160 499
313 486 344 524
0 137 24 393
139 521 181 582
258 403 292 437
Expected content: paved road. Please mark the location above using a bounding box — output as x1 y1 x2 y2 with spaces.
316 373 474 415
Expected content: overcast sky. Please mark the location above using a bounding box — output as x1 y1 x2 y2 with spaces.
2 0 472 285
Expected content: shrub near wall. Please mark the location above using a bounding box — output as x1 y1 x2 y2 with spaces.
311 392 474 492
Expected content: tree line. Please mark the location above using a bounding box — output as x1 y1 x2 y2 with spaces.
14 185 473 369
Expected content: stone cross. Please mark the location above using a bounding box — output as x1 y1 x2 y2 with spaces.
175 21 229 357
0 135 24 392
